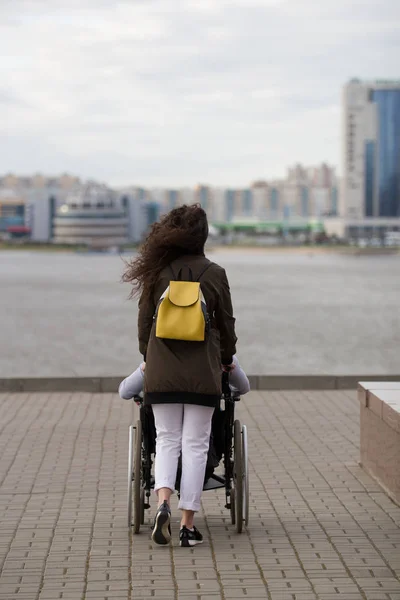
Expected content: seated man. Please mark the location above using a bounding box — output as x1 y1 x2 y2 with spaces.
119 356 250 484
119 355 250 400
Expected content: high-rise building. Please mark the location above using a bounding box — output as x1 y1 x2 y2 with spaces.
210 188 226 222
250 182 268 220
121 193 147 244
27 191 55 241
343 79 400 219
225 190 236 222
308 164 339 217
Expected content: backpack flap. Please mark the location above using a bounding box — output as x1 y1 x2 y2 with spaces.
155 281 206 341
168 281 200 306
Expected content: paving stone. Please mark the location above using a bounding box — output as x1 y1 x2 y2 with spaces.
1 390 400 598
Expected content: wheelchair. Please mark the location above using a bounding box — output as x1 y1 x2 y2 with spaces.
127 373 249 534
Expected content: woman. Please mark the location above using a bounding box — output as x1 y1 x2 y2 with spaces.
123 204 237 547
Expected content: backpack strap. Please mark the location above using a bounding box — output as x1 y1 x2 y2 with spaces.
170 264 194 282
168 264 176 280
168 261 212 282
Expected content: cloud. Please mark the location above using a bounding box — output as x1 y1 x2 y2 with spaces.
0 0 399 186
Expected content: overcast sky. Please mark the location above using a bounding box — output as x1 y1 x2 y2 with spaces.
1 0 399 187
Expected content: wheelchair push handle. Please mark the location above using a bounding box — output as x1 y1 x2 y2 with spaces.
222 369 241 402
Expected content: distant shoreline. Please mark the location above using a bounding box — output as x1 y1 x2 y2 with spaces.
1 243 399 256
209 245 400 256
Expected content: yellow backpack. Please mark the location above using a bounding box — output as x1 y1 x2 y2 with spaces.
155 264 212 342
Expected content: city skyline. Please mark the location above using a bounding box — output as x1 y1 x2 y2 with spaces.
0 163 339 246
0 161 337 195
1 0 399 186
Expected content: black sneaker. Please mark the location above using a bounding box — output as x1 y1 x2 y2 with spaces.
179 525 203 547
151 501 171 545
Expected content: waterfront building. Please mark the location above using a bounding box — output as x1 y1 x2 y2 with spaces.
53 185 129 248
340 79 400 239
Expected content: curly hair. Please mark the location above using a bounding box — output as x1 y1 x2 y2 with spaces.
123 204 209 300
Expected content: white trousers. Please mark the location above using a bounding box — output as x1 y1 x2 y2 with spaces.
152 403 214 512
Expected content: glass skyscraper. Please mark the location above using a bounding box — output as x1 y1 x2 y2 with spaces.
370 89 400 217
343 80 400 220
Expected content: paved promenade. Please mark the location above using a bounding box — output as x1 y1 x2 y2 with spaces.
0 390 399 600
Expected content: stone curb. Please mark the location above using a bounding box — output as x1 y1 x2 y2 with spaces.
0 374 399 392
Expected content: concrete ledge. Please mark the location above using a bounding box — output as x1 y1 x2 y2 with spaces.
1 374 400 392
359 382 400 505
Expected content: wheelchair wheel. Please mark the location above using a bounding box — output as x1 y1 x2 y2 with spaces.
233 419 243 533
242 424 249 527
140 488 145 525
230 489 236 525
133 419 142 534
127 426 134 527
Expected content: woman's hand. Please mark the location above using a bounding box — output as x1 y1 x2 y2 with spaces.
222 363 235 373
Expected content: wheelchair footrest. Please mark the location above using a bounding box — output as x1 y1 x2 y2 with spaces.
203 475 226 491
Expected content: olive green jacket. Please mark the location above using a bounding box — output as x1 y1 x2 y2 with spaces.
138 254 237 407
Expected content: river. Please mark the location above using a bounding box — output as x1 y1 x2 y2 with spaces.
1 249 399 376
